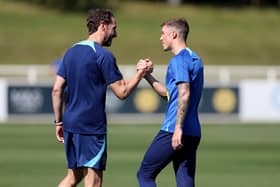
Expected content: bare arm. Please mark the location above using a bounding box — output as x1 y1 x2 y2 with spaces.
172 82 190 150
52 75 66 143
109 70 145 100
144 74 168 101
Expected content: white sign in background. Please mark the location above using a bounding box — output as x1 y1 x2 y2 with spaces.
240 80 280 122
0 80 7 121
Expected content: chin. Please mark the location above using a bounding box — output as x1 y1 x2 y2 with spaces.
163 47 170 52
103 42 112 47
103 38 113 47
162 44 168 51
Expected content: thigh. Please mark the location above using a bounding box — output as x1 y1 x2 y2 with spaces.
173 136 200 187
84 168 103 187
76 133 107 170
64 131 107 170
139 131 175 178
64 131 78 169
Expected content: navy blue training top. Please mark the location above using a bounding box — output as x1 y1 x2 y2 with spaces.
57 40 123 134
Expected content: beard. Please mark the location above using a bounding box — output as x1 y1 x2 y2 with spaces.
162 44 171 52
103 36 113 47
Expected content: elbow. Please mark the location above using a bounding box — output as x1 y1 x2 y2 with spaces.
116 94 128 100
119 97 126 100
180 91 190 103
52 89 57 97
52 88 62 98
114 88 129 100
183 94 190 104
183 91 190 99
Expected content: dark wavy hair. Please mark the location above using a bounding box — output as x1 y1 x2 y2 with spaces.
86 9 114 35
161 18 190 41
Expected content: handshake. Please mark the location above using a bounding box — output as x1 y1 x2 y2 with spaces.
136 59 153 77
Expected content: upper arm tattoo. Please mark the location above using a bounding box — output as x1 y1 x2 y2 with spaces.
176 83 190 128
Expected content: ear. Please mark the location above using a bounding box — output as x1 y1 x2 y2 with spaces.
172 31 178 39
99 21 106 31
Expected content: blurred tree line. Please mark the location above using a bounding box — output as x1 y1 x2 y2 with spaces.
165 0 280 6
10 0 111 11
11 0 280 11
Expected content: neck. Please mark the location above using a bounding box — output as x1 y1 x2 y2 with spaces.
171 42 187 55
87 33 103 45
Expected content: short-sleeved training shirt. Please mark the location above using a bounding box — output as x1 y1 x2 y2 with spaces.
57 40 123 134
161 48 204 137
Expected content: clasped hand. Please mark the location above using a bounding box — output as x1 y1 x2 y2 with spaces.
136 59 153 76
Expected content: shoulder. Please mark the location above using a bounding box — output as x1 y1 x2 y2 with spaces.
186 48 203 62
169 51 188 68
93 43 115 59
171 49 191 63
180 48 203 66
169 49 203 71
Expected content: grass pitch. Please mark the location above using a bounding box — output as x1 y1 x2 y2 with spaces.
0 123 280 187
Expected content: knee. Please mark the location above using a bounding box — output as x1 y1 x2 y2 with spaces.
58 176 81 187
70 180 80 187
137 168 157 187
58 171 83 187
137 167 148 180
137 167 154 181
137 169 142 180
70 176 82 186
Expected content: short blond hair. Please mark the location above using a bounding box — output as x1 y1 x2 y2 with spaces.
161 18 189 41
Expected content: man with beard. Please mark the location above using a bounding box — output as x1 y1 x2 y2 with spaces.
52 9 151 187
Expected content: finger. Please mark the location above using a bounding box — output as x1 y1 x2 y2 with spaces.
172 143 176 150
138 65 148 70
57 137 64 144
172 138 183 150
172 141 178 150
139 59 146 63
137 61 147 66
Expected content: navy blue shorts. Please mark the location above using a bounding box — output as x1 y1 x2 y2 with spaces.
63 131 107 170
137 130 200 187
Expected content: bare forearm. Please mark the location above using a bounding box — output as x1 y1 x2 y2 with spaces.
52 89 64 122
123 71 143 98
145 74 168 100
110 70 144 100
52 76 66 123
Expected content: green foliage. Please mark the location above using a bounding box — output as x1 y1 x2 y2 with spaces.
6 0 111 11
0 1 280 65
0 124 280 187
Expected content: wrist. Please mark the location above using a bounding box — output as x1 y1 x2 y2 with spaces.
144 73 151 79
136 69 145 78
54 120 63 126
175 124 183 130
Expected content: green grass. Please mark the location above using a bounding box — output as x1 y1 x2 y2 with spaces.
0 1 280 65
0 123 280 187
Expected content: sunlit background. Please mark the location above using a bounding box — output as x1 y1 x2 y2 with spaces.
0 0 279 187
